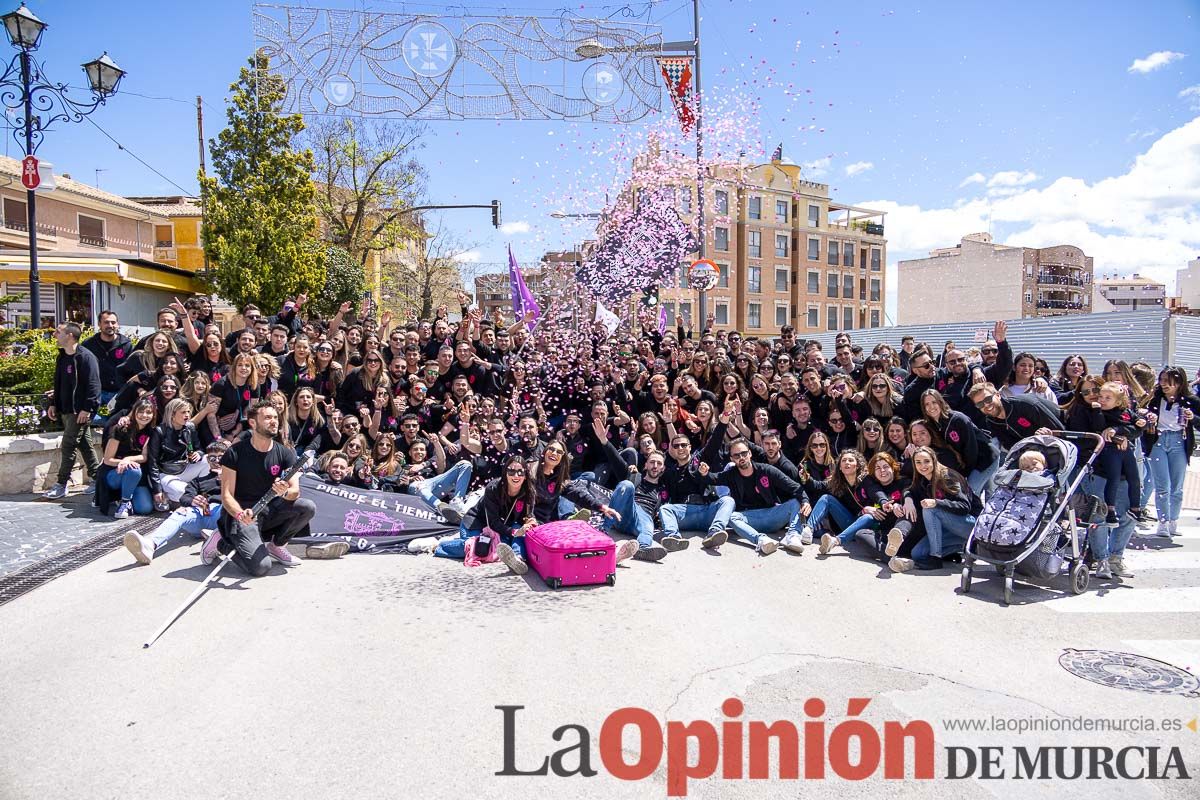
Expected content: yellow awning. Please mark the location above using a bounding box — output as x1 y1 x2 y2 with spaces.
124 263 205 293
0 255 204 294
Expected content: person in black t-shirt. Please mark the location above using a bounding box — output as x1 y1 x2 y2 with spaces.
204 402 316 575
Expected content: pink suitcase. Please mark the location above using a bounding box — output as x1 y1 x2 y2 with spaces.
525 520 617 589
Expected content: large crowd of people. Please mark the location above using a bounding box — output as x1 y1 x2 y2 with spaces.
40 290 1198 584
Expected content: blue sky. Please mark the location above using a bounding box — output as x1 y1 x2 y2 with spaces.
25 0 1200 315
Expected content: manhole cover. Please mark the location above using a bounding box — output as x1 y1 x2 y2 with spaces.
1059 649 1200 698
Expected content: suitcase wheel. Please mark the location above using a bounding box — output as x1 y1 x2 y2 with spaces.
548 578 562 590
606 573 616 587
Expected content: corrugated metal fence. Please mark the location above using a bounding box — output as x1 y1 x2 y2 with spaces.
802 310 1200 374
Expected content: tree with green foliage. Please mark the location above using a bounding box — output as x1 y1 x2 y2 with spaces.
199 51 322 311
308 244 365 319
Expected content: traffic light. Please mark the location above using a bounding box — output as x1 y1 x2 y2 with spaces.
491 199 502 229
640 284 659 308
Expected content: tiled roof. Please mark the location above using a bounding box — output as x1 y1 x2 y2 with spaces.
0 155 168 217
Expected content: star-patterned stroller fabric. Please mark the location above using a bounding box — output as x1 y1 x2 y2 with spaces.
973 470 1056 548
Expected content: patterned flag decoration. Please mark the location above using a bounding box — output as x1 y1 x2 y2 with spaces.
657 304 668 334
771 142 783 162
508 245 541 330
657 56 696 133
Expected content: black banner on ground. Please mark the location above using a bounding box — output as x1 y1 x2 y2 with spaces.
290 473 457 553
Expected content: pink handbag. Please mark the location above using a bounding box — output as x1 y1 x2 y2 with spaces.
462 527 500 567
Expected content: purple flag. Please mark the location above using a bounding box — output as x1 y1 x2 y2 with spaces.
657 305 667 334
508 245 540 330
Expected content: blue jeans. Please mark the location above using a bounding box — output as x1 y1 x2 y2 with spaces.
104 465 152 513
409 461 473 506
150 504 222 548
915 507 975 559
1149 430 1187 522
558 471 596 517
659 497 735 537
604 480 655 548
1081 473 1136 560
728 498 801 544
968 439 1002 495
1139 447 1155 507
434 524 526 560
807 495 882 545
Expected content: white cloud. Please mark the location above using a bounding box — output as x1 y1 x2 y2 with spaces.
1127 50 1186 74
861 117 1200 316
844 160 874 177
958 172 986 187
801 156 832 178
986 170 1039 188
1180 85 1200 111
454 249 483 263
499 220 531 235
1126 128 1160 142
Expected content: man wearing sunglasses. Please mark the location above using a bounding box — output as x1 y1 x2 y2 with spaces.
938 321 1014 421
968 383 1062 451
659 414 737 550
706 438 810 555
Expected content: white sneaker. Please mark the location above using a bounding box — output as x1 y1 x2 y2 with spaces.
885 528 903 557
888 556 914 573
757 537 778 555
123 530 154 565
781 532 805 554
407 536 439 554
112 501 132 520
305 541 350 559
818 533 839 555
615 540 639 563
43 483 67 500
1155 521 1172 539
266 542 301 566
497 543 529 575
449 497 469 517
799 526 814 546
1169 520 1179 536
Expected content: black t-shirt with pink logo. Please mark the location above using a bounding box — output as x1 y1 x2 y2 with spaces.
220 437 297 508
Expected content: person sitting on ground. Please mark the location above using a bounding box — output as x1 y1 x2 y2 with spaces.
705 438 808 556
98 397 156 520
147 397 208 511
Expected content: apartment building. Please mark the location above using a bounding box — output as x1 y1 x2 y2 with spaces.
1094 274 1166 312
897 233 1094 324
643 153 887 336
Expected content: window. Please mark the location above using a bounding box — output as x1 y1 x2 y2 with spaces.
680 187 692 214
715 302 729 325
775 267 789 293
715 189 729 215
3 197 26 229
775 233 788 258
747 302 761 328
871 248 881 271
776 199 789 222
843 306 854 331
775 303 789 328
715 227 729 251
827 272 839 298
1024 291 1032 305
842 274 854 298
154 224 173 248
827 240 839 266
717 262 729 288
78 214 105 247
843 242 854 267
807 237 820 261
870 310 881 328
748 230 761 258
807 304 819 328
679 302 692 326
808 204 820 227
663 302 676 325
747 266 761 293
807 270 820 294
748 196 761 220
827 305 838 331
870 278 881 302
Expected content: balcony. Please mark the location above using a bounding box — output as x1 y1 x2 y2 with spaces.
1036 300 1084 310
1036 273 1084 287
79 234 107 248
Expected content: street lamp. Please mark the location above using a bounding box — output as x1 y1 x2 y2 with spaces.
0 3 125 329
575 0 708 326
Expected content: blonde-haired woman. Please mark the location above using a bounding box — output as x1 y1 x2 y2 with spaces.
211 352 258 442
147 397 207 508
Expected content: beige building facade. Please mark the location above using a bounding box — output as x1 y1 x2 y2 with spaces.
897 233 1094 324
624 149 887 337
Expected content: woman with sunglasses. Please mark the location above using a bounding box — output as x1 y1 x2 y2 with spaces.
856 419 887 461
433 455 538 569
529 440 624 529
800 430 836 482
733 354 757 386
822 408 858 456
311 340 342 406
188 333 230 384
849 375 903 430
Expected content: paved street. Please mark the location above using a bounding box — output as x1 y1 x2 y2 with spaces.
1 487 1199 799
0 490 130 578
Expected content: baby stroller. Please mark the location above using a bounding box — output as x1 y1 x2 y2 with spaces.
960 432 1104 605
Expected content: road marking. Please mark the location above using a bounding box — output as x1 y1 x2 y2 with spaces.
1121 639 1200 673
1121 551 1200 570
1042 586 1200 613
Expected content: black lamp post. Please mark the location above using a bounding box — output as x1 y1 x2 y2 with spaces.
0 3 124 329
